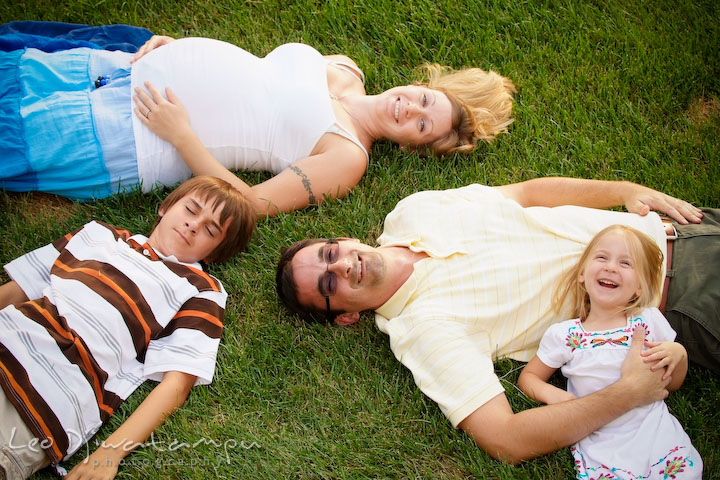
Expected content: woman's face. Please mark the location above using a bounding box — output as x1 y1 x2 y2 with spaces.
376 85 453 148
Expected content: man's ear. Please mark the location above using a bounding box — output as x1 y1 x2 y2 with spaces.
334 312 360 326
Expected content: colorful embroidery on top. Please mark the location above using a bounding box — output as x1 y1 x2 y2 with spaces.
659 455 691 479
564 317 650 352
590 336 629 347
573 445 697 479
566 331 587 351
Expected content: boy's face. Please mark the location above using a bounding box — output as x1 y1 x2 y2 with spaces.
148 193 229 263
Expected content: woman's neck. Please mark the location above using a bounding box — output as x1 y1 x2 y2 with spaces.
337 94 383 143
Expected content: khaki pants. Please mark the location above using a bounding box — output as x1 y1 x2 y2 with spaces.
0 389 50 480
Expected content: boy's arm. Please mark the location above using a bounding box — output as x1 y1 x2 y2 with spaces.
66 371 197 480
518 356 577 405
0 281 29 309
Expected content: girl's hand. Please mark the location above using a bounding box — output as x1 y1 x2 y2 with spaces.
130 35 175 63
641 341 688 380
133 82 193 146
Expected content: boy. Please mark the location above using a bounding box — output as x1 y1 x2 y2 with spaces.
0 176 255 479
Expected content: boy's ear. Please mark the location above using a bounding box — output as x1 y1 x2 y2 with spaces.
334 312 360 326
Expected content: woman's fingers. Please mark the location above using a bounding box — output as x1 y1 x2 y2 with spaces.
130 35 175 63
133 82 167 113
144 81 165 102
133 88 154 112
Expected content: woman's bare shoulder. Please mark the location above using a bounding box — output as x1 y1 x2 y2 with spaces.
312 132 369 165
323 53 359 67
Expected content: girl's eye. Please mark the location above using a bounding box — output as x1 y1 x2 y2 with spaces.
206 226 215 237
422 94 428 106
419 119 425 132
186 206 194 214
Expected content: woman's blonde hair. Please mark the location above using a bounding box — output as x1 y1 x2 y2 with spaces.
418 63 516 155
552 225 664 321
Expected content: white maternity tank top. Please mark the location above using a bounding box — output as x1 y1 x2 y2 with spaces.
130 39 366 191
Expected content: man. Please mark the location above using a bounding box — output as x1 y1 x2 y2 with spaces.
276 177 718 463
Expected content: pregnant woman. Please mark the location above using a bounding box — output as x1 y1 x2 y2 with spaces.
1 30 515 217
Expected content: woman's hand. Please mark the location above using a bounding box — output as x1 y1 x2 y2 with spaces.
133 82 193 146
130 35 175 63
642 340 688 380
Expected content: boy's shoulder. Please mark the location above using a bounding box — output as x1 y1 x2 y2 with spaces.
52 220 133 252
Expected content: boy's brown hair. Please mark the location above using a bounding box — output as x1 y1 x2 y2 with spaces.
153 176 256 263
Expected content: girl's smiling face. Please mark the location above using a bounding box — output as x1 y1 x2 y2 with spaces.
580 229 642 312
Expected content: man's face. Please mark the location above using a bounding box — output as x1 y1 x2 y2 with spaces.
148 193 229 263
291 239 394 316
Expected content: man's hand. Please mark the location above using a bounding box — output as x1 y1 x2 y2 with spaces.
619 327 671 406
623 184 703 225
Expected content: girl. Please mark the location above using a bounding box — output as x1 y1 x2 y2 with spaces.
518 224 702 479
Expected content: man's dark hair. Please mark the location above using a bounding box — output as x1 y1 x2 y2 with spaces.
276 238 345 323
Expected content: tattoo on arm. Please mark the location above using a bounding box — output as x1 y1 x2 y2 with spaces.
289 165 316 205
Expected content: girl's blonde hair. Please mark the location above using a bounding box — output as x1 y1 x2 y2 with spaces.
418 63 516 155
552 225 664 321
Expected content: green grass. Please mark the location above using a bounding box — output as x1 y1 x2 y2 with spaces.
1 1 719 478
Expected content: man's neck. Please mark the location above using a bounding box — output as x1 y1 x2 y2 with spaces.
382 245 428 299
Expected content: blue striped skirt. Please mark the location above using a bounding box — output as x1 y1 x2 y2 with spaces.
0 46 139 200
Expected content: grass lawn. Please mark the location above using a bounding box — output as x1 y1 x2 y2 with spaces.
1 1 718 478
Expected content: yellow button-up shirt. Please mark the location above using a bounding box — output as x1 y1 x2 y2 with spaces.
375 184 666 427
